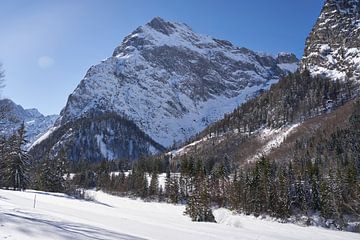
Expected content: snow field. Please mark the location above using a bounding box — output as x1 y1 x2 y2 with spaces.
1 189 359 240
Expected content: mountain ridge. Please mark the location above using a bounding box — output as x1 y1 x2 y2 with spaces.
0 98 58 148
32 17 298 162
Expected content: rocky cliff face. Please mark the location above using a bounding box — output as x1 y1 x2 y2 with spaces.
32 17 298 162
301 0 360 80
0 99 58 148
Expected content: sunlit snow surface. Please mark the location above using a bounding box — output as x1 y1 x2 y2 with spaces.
1 189 359 240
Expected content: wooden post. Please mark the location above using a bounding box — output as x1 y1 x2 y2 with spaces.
33 194 37 208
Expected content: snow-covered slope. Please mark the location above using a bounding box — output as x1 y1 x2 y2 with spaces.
301 0 360 80
33 17 298 162
1 189 358 240
0 99 58 148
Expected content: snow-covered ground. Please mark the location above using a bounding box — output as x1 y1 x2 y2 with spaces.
0 189 359 240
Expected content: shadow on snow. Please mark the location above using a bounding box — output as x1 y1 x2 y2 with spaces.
1 210 145 240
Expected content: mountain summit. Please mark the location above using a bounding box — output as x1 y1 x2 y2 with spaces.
301 0 360 80
32 17 298 162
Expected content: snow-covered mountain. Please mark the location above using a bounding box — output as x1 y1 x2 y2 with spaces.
0 99 58 148
301 0 360 80
60 17 298 147
31 17 298 162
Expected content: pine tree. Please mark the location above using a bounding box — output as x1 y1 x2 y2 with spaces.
139 174 148 199
165 167 170 196
184 177 215 222
277 167 290 218
0 136 7 187
210 161 229 207
38 150 69 192
309 160 321 212
228 170 241 211
39 157 55 191
2 124 30 190
148 172 159 198
96 160 111 191
319 175 336 219
164 167 180 203
166 175 180 204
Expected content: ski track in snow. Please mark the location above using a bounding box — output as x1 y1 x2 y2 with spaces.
0 189 359 240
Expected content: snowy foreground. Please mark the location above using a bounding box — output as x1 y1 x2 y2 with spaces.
0 189 359 240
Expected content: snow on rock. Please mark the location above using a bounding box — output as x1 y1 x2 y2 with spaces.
247 123 300 163
38 17 298 159
0 189 359 240
168 137 206 157
30 126 59 149
301 0 360 81
277 63 299 73
167 132 228 158
0 99 58 149
276 52 299 73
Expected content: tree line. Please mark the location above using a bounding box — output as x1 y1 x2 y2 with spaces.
199 70 354 139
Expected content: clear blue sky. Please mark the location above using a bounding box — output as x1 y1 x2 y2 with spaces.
0 0 325 115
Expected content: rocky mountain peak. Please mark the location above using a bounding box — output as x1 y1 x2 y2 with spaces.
35 17 298 162
0 99 58 148
276 53 299 64
301 0 360 80
326 0 359 12
63 18 299 144
146 17 178 35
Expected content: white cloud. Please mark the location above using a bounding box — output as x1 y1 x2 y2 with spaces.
38 56 54 68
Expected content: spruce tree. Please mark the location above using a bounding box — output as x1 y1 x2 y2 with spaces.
167 175 180 203
39 150 69 192
148 172 159 198
184 177 215 222
2 124 30 190
0 136 7 187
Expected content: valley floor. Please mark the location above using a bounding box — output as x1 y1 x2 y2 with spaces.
0 189 359 240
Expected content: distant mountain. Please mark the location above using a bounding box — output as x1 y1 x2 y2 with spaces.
0 99 58 148
301 0 360 80
30 17 298 162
